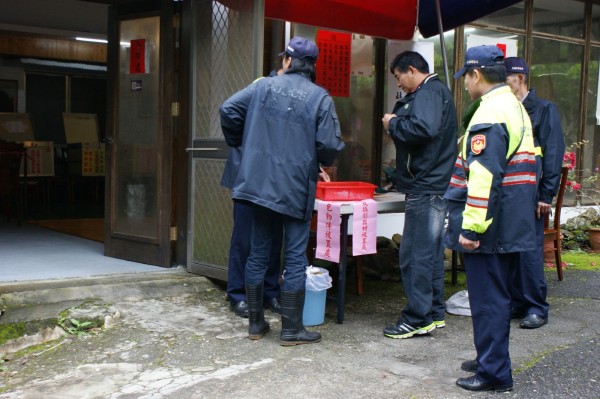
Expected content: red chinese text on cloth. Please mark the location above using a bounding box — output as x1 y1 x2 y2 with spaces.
315 199 377 263
352 199 377 256
315 201 341 263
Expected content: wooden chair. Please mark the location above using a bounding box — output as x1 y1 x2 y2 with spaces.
544 166 569 281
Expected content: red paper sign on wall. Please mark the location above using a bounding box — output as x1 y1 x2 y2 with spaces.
130 39 146 74
316 30 351 97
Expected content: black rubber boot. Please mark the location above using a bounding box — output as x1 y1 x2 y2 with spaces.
246 284 270 340
280 289 321 346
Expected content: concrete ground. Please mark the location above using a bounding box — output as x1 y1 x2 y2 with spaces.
1 266 599 399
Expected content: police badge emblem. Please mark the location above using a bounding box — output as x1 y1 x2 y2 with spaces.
471 134 486 155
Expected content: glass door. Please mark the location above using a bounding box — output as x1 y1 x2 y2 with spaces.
104 9 175 266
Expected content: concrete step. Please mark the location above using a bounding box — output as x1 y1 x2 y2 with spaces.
0 269 218 354
0 268 214 305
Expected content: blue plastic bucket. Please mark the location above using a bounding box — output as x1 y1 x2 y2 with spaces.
302 289 327 326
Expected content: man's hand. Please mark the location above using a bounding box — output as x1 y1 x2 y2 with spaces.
459 234 480 251
537 201 551 219
319 166 331 182
382 113 397 131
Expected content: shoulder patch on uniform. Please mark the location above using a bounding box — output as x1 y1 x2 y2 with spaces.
471 134 486 155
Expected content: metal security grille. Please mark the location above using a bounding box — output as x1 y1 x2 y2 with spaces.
192 1 254 141
189 0 256 276
191 159 231 267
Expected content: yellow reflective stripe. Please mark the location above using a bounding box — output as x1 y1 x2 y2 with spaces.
535 146 542 156
462 161 493 234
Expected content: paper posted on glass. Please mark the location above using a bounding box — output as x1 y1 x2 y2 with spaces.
315 199 378 263
466 34 518 58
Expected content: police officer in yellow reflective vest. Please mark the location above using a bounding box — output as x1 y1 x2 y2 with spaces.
446 45 537 393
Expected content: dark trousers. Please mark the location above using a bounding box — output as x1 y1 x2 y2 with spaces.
246 205 311 291
510 213 549 318
465 252 518 387
226 201 281 304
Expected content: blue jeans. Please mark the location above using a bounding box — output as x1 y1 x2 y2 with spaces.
226 201 282 304
399 193 447 327
246 205 311 291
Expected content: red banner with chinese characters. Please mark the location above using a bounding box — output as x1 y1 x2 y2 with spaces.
130 39 146 74
316 30 351 97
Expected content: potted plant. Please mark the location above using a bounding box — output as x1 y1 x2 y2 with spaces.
562 146 600 252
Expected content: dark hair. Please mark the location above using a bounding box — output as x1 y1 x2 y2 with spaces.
467 65 506 84
285 57 317 82
390 51 429 74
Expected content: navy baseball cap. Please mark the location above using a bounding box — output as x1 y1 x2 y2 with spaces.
278 36 319 61
504 57 529 75
454 45 505 79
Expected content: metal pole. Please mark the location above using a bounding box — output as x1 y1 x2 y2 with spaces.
253 0 265 79
434 0 451 89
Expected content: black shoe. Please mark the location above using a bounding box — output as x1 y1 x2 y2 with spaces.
460 359 479 373
230 300 249 318
456 376 513 392
520 313 548 329
264 297 281 314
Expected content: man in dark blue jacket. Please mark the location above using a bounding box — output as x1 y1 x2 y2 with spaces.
220 68 284 319
220 37 344 345
381 51 458 338
505 57 565 329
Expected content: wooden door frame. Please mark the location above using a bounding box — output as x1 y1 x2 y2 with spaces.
173 0 191 267
103 0 176 266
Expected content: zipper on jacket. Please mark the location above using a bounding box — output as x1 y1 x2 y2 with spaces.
406 154 415 179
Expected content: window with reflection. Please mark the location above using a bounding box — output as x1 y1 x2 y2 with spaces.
533 0 584 39
592 4 600 43
583 45 600 205
530 38 582 147
476 2 526 30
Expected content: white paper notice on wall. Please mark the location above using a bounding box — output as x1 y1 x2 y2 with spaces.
351 34 374 77
466 34 518 58
386 41 434 112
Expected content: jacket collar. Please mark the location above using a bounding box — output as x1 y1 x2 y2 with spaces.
481 83 511 101
415 73 438 91
400 73 438 104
